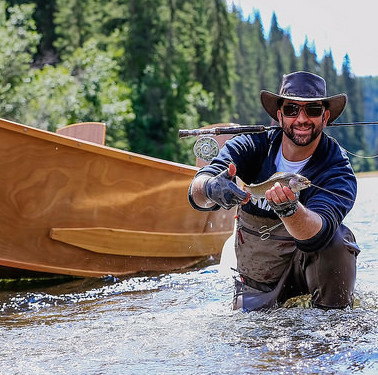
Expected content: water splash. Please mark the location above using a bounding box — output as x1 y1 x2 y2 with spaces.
0 177 376 374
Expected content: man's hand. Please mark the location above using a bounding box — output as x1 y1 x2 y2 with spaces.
204 164 249 210
265 182 297 203
264 181 323 240
265 182 299 217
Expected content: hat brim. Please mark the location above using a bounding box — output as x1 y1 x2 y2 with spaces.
260 90 347 124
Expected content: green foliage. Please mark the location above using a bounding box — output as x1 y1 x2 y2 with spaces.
11 39 134 148
64 39 134 146
122 0 226 163
359 75 378 170
298 38 319 73
0 1 40 115
325 54 370 172
12 65 81 130
0 0 376 171
266 13 298 92
54 0 102 58
232 9 268 124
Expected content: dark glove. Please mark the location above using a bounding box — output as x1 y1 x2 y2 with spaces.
204 164 248 210
268 193 299 217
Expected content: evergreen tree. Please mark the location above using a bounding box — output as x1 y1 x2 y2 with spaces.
200 0 236 123
320 51 339 96
54 0 106 59
266 13 297 98
123 0 217 162
298 37 319 74
232 9 266 124
361 76 378 159
0 1 374 170
248 11 270 124
265 13 283 93
333 55 370 171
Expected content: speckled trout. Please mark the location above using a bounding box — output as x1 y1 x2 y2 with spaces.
242 172 311 199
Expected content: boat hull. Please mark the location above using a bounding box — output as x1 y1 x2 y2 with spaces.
0 119 234 278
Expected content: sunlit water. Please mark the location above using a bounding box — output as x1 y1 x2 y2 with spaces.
0 177 377 375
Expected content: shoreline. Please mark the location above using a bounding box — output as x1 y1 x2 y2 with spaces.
356 170 378 178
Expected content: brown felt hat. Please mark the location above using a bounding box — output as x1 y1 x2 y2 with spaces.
260 71 347 123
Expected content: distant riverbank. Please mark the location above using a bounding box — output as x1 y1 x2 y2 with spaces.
357 170 378 178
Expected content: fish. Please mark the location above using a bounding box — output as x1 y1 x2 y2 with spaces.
242 172 311 199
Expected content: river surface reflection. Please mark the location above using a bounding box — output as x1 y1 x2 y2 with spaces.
0 177 377 374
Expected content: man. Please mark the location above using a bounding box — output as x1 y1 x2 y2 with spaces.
188 71 360 311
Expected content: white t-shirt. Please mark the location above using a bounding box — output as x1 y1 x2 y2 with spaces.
274 144 311 173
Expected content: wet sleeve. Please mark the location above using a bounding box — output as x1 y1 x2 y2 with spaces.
295 170 357 252
187 176 220 212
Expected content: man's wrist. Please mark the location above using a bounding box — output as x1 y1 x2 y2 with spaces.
269 199 299 218
189 174 217 209
274 201 299 217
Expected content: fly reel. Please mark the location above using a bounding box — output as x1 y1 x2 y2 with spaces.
193 136 220 162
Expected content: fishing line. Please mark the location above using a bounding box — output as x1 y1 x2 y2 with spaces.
309 183 355 202
342 148 378 159
327 122 378 159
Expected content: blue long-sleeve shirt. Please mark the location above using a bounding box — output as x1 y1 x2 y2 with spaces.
189 129 357 252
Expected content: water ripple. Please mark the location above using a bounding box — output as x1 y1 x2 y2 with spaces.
0 177 376 374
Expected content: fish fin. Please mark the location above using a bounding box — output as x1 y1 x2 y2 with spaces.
250 197 258 204
270 172 286 178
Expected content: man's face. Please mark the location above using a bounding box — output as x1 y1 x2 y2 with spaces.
277 100 330 146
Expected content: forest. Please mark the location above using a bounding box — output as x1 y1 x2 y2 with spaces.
1 0 377 171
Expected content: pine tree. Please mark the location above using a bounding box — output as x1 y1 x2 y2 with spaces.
299 38 320 73
320 51 339 96
200 0 236 123
266 13 297 95
232 9 264 124
335 54 370 171
54 0 106 59
248 11 270 124
0 1 374 170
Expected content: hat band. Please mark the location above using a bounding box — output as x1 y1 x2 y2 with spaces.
281 91 324 99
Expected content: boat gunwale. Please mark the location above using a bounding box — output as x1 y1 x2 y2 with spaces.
0 117 233 278
0 117 198 176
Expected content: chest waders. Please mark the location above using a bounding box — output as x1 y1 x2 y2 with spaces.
233 208 360 312
233 208 296 311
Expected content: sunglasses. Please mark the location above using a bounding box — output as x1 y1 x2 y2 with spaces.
282 103 324 118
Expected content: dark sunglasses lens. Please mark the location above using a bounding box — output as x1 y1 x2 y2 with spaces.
305 105 323 117
283 104 299 117
282 104 323 117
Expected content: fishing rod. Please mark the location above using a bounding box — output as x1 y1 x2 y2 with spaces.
178 124 278 138
178 121 378 138
179 121 378 162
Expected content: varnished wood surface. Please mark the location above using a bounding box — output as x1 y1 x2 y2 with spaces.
50 227 230 257
56 122 106 145
0 118 234 277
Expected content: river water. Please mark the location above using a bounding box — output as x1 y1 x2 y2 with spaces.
0 177 377 375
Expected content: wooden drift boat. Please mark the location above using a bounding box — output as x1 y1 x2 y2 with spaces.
0 118 234 278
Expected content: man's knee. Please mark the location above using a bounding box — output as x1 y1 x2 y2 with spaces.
304 224 360 309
